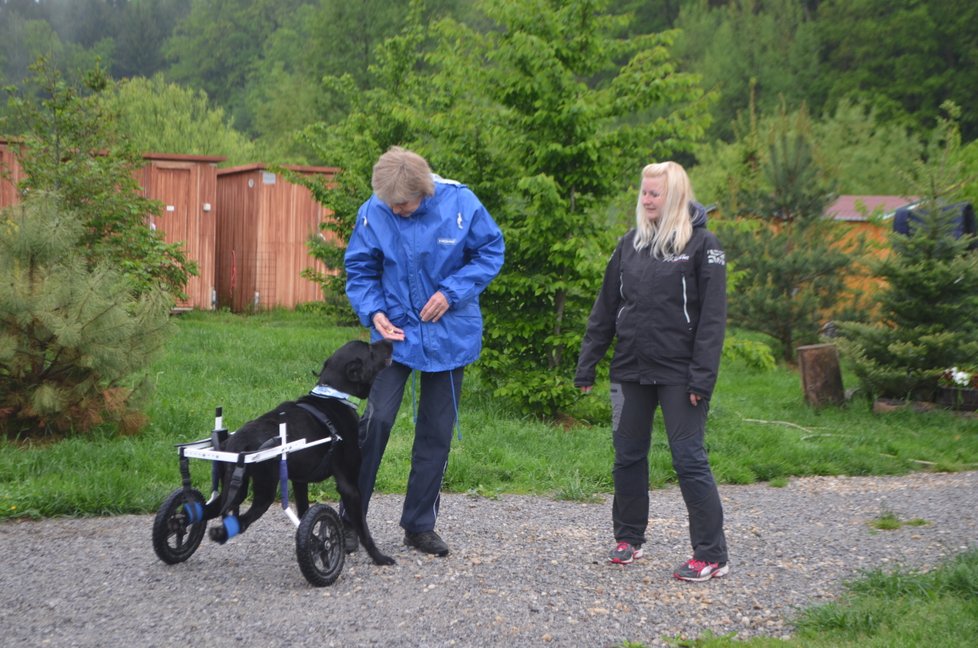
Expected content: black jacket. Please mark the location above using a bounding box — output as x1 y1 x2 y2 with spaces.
574 203 727 399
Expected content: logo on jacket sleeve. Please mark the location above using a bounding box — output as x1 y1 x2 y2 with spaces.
707 249 725 265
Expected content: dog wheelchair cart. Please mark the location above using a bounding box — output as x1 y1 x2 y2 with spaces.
152 408 346 587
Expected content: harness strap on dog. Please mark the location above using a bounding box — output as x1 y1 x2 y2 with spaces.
219 453 250 519
296 402 343 443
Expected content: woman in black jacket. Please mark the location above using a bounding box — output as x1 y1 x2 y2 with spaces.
575 161 729 582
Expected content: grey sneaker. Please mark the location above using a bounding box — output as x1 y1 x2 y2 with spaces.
342 520 358 554
673 557 729 582
404 530 449 557
609 541 643 564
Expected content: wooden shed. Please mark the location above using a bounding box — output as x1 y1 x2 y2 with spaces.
215 164 339 312
2 143 224 310
0 137 25 209
825 195 918 247
140 153 225 310
824 195 919 304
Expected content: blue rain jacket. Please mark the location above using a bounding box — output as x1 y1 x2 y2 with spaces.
344 176 505 372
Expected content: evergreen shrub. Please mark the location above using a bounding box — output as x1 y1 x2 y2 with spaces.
0 196 172 438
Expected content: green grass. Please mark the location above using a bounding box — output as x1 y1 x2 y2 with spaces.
1 309 976 519
651 548 978 648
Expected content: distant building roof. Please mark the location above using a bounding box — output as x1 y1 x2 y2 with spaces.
825 195 919 222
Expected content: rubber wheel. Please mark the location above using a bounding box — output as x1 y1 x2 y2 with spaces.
295 503 345 587
152 488 207 565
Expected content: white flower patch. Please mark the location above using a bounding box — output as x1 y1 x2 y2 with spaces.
707 249 726 266
951 367 973 387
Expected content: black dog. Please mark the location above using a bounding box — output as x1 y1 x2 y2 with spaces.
205 339 395 567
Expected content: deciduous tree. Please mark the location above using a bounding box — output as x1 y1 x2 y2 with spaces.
304 0 711 417
6 58 195 300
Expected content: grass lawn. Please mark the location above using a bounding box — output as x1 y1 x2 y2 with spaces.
1 309 976 519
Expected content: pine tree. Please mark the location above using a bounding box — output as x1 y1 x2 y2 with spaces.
837 104 978 401
0 196 172 438
720 105 862 362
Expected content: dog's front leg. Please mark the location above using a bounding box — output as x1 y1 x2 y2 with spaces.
335 474 395 566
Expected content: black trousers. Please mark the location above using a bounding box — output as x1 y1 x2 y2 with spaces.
610 382 728 564
355 361 464 534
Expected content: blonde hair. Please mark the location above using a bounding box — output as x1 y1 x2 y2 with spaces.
633 161 694 258
371 146 435 205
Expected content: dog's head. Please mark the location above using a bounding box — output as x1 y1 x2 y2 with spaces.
317 339 393 398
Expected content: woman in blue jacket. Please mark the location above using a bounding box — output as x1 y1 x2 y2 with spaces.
575 161 729 581
344 147 504 557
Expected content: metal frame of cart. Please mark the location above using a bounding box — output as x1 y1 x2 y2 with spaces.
151 408 347 586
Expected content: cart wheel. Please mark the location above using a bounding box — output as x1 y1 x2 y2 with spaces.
152 488 207 565
295 504 345 587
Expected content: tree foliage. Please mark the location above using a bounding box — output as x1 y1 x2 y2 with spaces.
674 0 822 141
302 0 710 417
817 0 978 142
715 105 863 362
5 59 196 300
837 106 978 400
103 74 257 164
0 195 173 439
811 99 922 195
163 0 313 134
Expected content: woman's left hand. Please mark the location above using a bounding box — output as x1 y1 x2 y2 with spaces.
689 392 702 407
420 291 449 323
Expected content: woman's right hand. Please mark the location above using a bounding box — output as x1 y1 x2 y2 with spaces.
372 312 405 341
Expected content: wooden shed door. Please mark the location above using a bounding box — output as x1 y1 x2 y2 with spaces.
155 168 194 308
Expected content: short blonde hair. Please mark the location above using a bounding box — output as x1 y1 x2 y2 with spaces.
371 146 435 206
634 161 695 258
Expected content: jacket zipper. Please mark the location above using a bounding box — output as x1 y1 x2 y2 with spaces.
617 271 626 320
681 275 691 325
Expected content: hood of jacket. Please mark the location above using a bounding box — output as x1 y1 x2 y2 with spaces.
689 200 708 228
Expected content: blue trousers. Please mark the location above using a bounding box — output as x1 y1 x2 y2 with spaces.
355 361 463 534
610 382 728 564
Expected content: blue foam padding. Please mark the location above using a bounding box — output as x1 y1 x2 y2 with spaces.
183 501 204 524
223 515 240 539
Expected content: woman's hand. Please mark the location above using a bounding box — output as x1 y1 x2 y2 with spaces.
420 291 449 323
372 312 405 341
689 392 702 407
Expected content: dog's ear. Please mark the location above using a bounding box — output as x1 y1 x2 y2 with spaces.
316 358 330 382
345 358 364 384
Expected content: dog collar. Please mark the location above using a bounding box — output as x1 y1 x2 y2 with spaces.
309 384 359 409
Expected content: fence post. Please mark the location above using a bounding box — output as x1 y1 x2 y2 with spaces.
797 343 845 407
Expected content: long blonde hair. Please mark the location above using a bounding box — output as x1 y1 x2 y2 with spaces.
633 161 694 258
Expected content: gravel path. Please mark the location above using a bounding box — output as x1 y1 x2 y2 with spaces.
2 471 976 647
